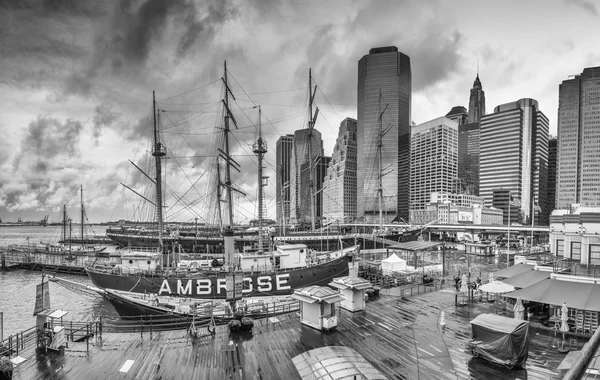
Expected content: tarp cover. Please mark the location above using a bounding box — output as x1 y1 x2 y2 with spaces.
493 264 534 279
501 270 550 289
470 313 529 368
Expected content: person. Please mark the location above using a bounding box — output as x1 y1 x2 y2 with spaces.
476 277 482 289
454 275 460 291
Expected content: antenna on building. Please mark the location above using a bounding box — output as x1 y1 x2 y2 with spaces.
477 60 479 77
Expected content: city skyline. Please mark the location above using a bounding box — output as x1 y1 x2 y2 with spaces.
1 0 600 223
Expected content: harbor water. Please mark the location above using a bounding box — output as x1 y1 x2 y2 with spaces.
0 225 119 337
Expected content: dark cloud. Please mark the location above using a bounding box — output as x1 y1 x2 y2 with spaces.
565 0 598 15
93 102 122 139
15 116 83 170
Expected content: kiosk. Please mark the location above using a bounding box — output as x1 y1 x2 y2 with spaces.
36 310 68 351
328 276 372 312
291 286 344 331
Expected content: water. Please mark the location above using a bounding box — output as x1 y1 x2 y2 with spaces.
0 225 118 337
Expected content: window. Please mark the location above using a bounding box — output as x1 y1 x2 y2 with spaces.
557 240 564 257
571 242 581 262
590 245 600 265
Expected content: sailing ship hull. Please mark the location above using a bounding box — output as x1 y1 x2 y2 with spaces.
87 255 351 299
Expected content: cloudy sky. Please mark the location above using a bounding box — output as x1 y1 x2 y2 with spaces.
0 0 599 224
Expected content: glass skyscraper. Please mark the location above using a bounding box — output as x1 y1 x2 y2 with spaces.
556 66 600 209
480 98 549 225
276 134 294 226
357 46 411 222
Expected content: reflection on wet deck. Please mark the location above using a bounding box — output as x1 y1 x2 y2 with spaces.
11 286 575 379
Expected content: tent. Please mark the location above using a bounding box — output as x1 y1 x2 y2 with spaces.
501 270 550 289
494 264 534 279
505 279 600 311
382 253 407 276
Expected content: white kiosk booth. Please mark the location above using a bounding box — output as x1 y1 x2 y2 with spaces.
328 276 372 312
291 286 344 331
36 309 68 351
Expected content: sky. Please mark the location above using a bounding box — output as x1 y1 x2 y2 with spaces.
1 0 599 225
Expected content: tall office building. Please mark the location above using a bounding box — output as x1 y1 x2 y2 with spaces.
468 74 486 123
556 66 600 209
276 134 294 226
300 156 331 225
290 128 323 226
446 106 468 125
357 46 411 222
547 137 558 218
457 122 480 195
480 98 549 225
409 117 458 215
322 118 358 223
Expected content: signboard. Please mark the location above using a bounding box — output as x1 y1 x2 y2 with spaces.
33 281 50 316
458 211 473 222
226 274 244 301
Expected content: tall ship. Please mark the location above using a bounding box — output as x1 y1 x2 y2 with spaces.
86 63 358 300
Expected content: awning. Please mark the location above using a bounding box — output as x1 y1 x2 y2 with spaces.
502 270 550 289
505 279 600 311
494 264 534 279
387 241 445 251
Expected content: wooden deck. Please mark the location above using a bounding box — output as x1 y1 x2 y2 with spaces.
10 287 576 379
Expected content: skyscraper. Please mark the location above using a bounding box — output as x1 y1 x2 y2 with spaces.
446 106 468 125
468 74 486 123
276 134 294 226
556 66 600 209
290 128 323 226
409 117 458 214
457 122 480 195
480 98 549 225
357 46 411 222
547 137 557 217
322 118 358 223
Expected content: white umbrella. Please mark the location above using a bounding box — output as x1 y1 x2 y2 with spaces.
513 296 525 320
560 302 570 351
478 280 515 294
460 274 469 294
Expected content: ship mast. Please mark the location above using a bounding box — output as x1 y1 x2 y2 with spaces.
152 91 166 248
252 106 268 253
80 185 84 245
220 61 243 264
307 69 319 231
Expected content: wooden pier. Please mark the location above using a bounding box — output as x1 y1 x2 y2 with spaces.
6 286 579 379
0 246 88 274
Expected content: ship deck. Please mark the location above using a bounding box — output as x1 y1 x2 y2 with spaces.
10 284 579 380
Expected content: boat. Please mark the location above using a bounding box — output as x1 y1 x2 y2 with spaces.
86 67 360 301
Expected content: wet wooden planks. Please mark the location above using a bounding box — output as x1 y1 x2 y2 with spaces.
12 288 577 380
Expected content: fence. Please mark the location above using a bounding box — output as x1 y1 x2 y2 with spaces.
399 281 446 298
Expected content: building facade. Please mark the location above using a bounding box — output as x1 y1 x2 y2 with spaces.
550 208 600 264
409 117 458 216
429 192 484 207
290 128 323 226
322 118 358 223
299 156 330 225
409 203 502 226
480 98 549 225
457 122 480 195
547 137 558 218
357 46 411 223
276 134 294 226
468 74 486 123
556 66 600 209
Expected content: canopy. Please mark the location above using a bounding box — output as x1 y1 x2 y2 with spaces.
494 264 534 279
470 313 530 368
502 270 550 289
382 253 407 274
505 279 600 311
479 280 515 294
387 241 444 251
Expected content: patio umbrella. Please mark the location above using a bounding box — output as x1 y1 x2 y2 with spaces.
560 302 569 351
513 296 525 320
488 272 494 283
460 274 469 294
